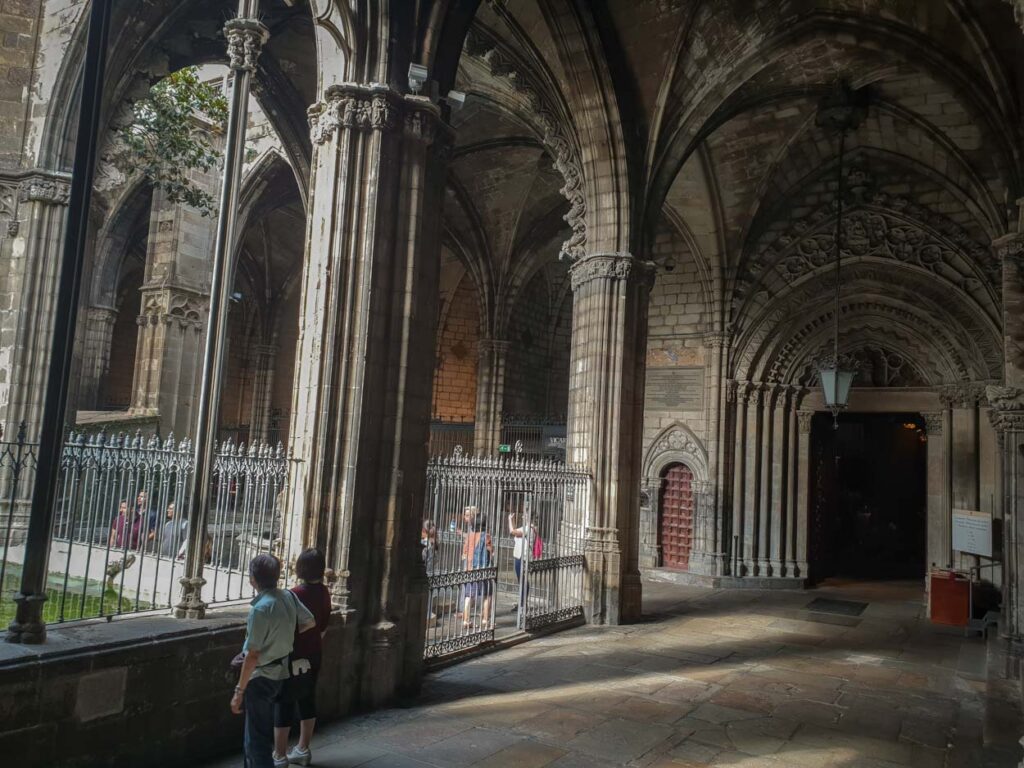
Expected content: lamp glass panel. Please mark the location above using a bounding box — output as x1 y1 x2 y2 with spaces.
836 369 855 407
820 368 838 406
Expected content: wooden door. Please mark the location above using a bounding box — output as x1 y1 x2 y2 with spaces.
659 464 694 570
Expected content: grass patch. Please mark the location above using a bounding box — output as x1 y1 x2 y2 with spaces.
0 564 149 625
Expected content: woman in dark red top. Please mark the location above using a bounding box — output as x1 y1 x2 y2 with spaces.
273 549 332 767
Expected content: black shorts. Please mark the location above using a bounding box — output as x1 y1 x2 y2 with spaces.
273 663 319 726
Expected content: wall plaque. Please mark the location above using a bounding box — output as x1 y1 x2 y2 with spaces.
645 366 705 411
952 509 992 558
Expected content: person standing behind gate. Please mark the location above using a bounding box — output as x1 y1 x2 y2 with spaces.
109 500 142 550
508 510 539 614
231 554 315 768
461 510 493 631
158 501 187 558
272 548 332 767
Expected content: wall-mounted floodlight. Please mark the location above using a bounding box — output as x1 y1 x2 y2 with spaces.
445 90 466 112
408 63 428 95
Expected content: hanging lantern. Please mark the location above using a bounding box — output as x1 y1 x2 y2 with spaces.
818 356 856 418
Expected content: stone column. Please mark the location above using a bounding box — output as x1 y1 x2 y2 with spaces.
988 388 1024 640
129 287 207 437
768 385 787 576
124 169 217 437
78 305 117 409
0 173 71 440
783 396 798 576
639 480 660 568
731 381 750 575
989 220 1024 641
795 410 813 576
705 332 729 574
746 384 764 575
473 338 509 455
248 343 277 443
924 411 952 573
287 84 449 702
567 253 654 625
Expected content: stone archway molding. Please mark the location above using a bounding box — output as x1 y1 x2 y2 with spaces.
639 422 712 575
642 421 709 485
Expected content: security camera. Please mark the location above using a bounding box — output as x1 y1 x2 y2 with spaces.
408 63 428 95
445 90 466 112
664 258 676 273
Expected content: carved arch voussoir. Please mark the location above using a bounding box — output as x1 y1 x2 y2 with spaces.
642 421 709 485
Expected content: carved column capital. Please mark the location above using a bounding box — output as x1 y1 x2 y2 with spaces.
569 253 655 292
703 331 730 350
224 17 269 72
477 337 510 358
986 385 1024 433
736 380 755 405
797 411 814 434
18 174 71 206
939 383 986 409
922 411 944 435
725 379 738 403
309 83 404 144
87 305 118 324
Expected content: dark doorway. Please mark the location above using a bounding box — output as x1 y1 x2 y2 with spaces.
658 463 695 570
808 412 926 583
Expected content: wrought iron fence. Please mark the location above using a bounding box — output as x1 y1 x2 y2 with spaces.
421 448 590 659
0 426 292 625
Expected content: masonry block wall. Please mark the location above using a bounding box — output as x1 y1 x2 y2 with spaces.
0 0 38 166
0 614 361 768
432 276 479 423
504 270 571 418
640 222 714 572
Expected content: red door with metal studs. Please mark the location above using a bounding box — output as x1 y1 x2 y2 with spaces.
659 463 694 570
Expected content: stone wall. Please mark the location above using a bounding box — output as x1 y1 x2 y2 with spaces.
0 611 361 768
432 276 479 423
639 223 714 572
0 0 39 164
504 270 572 418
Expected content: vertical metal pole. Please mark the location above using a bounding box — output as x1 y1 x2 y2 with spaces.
6 0 112 644
176 0 267 619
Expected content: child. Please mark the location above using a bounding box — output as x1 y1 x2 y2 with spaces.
272 549 332 767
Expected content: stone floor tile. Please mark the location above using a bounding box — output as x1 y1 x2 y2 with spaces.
411 727 523 767
516 706 608 741
470 739 566 767
564 716 675 763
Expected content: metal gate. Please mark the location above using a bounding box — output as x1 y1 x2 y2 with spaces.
422 449 590 659
659 463 694 570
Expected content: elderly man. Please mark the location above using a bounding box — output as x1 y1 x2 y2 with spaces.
231 554 316 768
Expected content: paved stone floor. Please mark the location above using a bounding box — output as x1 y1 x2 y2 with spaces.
209 580 1023 767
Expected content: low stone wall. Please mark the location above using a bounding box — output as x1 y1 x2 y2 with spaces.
0 608 361 768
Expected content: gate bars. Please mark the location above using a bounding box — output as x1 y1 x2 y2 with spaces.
0 427 292 624
422 449 591 659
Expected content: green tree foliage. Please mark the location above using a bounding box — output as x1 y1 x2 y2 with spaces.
115 67 227 217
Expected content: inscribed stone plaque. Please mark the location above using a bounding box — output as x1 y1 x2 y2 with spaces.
646 367 705 411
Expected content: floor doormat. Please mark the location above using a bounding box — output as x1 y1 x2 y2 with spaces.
805 597 868 616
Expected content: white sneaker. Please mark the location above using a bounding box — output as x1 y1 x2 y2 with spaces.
287 746 312 766
273 753 290 768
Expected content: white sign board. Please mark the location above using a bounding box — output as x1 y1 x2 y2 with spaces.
952 509 992 557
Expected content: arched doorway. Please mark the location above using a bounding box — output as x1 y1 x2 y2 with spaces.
658 463 695 571
808 412 927 583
